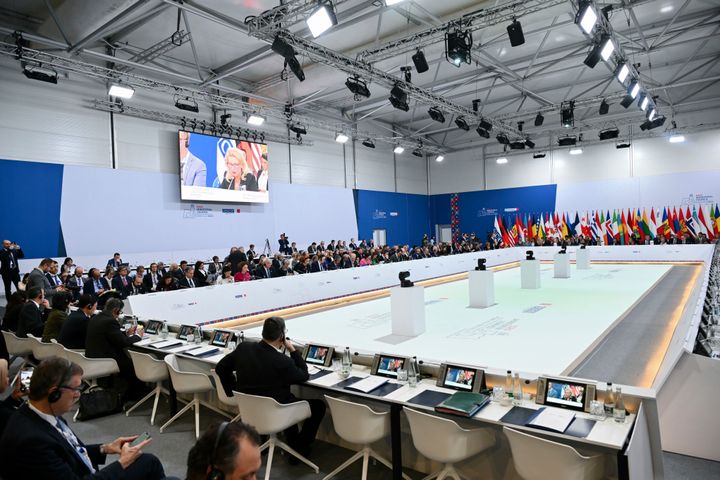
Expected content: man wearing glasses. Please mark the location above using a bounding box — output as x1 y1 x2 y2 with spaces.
0 357 166 479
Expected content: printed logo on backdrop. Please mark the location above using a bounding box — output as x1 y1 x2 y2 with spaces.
681 193 715 205
372 209 387 219
477 208 498 217
390 212 399 217
183 204 215 219
504 207 519 213
222 208 236 214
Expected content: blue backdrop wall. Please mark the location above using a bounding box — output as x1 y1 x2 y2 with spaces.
354 190 431 246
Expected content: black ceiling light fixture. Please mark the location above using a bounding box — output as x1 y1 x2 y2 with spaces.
525 138 535 149
389 83 409 111
509 141 526 150
445 27 472 67
345 76 370 99
175 95 199 113
639 115 666 131
455 116 470 131
412 49 429 73
533 152 547 158
507 18 525 47
22 63 58 84
476 126 490 138
478 118 492 132
560 101 575 128
428 106 445 123
271 35 305 82
599 99 610 115
496 133 510 145
599 127 619 140
620 95 634 108
362 138 376 148
558 135 577 146
534 112 544 126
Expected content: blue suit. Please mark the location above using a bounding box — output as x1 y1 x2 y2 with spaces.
182 152 207 187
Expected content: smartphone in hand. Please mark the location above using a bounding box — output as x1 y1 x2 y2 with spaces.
129 432 151 448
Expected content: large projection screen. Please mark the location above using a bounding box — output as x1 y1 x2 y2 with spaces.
179 130 269 203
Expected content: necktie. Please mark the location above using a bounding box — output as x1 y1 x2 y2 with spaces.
8 253 14 270
55 418 95 473
189 279 194 288
95 280 101 291
122 277 127 286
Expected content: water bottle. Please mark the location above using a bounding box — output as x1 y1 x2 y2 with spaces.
412 356 421 380
407 357 418 388
604 382 615 415
613 387 626 423
512 373 523 405
161 321 169 339
341 347 352 377
195 326 203 344
505 370 513 397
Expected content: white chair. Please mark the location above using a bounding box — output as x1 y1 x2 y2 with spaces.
404 407 495 480
160 354 232 439
126 351 170 425
26 334 64 361
504 427 605 480
324 395 412 480
234 391 319 480
2 330 35 384
209 369 241 422
62 347 120 421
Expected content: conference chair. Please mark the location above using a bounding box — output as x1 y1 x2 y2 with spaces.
323 395 412 480
61 347 120 421
160 354 232 439
404 407 495 480
209 369 242 422
126 350 170 426
2 330 34 384
503 427 606 480
234 391 319 480
26 334 63 361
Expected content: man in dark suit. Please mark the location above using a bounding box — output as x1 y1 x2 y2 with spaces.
309 255 323 273
16 287 47 337
85 298 144 400
0 357 165 480
84 268 110 297
254 258 273 279
27 258 63 302
178 266 197 289
278 234 290 255
0 239 24 300
65 267 86 301
215 317 325 458
247 244 257 262
107 252 123 269
111 266 133 299
143 263 163 293
57 295 96 350
45 260 64 290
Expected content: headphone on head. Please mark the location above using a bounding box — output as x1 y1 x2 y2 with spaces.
48 359 74 404
207 421 229 480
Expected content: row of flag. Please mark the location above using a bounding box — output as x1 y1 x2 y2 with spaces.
492 204 720 246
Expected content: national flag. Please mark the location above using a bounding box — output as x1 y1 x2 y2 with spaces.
602 211 611 244
672 207 681 235
685 206 697 238
546 214 555 239
528 214 536 241
237 140 264 176
559 213 568 238
538 213 546 240
553 212 561 238
650 208 659 238
498 216 512 246
493 216 503 243
581 212 591 237
634 208 644 242
591 211 601 241
569 212 580 236
678 208 687 235
641 209 654 239
516 215 525 243
715 204 720 237
660 207 671 238
621 210 631 245
699 205 714 240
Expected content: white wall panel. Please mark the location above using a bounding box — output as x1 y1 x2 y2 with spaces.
289 135 346 187
556 177 640 213
633 130 720 177
552 142 630 184
429 149 484 194
115 116 179 173
0 61 111 167
267 141 290 183
355 145 396 192
485 152 552 190
396 154 428 194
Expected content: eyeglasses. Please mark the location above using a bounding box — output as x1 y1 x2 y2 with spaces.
59 385 83 394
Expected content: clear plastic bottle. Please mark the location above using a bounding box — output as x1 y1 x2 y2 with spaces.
613 387 626 423
161 321 169 339
407 357 418 388
341 347 352 376
505 370 513 396
195 325 203 344
604 382 615 415
512 373 523 405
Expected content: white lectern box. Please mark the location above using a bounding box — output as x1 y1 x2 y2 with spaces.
520 259 541 289
554 253 571 278
576 248 591 269
468 270 495 308
390 286 426 336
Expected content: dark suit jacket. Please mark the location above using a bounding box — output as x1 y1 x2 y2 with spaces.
310 261 322 273
58 310 91 350
178 277 197 289
16 301 44 338
255 266 273 279
193 269 208 287
111 275 132 299
143 271 162 292
0 396 22 439
216 340 309 403
45 273 63 289
84 277 110 296
85 312 140 368
65 275 86 301
27 268 54 299
0 404 121 479
0 247 23 277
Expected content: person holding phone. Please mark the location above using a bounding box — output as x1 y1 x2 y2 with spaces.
0 357 166 479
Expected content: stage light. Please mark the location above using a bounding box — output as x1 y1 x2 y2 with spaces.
496 157 508 164
455 116 470 131
412 148 423 157
558 135 577 146
335 133 349 143
600 37 614 61
616 141 631 149
576 0 598 34
220 113 232 125
534 113 544 126
109 83 134 99
476 127 490 139
583 44 602 69
525 138 535 149
533 152 547 158
472 99 481 112
435 155 444 162
412 50 429 73
496 133 509 145
307 1 338 38
175 96 199 113
389 96 409 111
560 101 574 128
478 118 492 131
272 36 305 81
428 107 445 123
669 134 685 143
620 95 634 108
285 56 306 82
289 123 307 135
599 99 609 115
22 64 58 84
599 127 619 140
569 148 583 155
362 138 375 148
389 83 409 111
615 62 629 83
345 76 370 99
639 94 649 111
509 141 526 150
393 145 405 154
445 28 472 67
507 19 525 46
628 79 640 99
400 66 412 83
640 115 666 131
247 114 265 126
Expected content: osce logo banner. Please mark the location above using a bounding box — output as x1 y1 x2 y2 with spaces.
183 204 214 219
477 208 498 217
682 193 715 205
372 209 387 219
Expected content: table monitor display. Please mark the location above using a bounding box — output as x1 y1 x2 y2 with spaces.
145 320 163 335
436 363 483 393
177 324 197 341
303 344 334 367
536 376 596 412
211 330 234 348
371 354 407 379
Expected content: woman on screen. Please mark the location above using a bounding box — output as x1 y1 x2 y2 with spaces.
220 148 258 191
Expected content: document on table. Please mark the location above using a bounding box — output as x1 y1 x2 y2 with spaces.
345 376 389 393
134 338 155 347
527 407 576 433
166 344 201 354
148 339 183 349
184 345 219 357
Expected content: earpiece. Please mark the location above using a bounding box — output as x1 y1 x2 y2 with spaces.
48 359 73 404
207 422 229 480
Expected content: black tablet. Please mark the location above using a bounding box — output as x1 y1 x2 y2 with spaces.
436 363 484 393
145 320 163 335
303 344 334 367
536 376 596 412
370 353 407 379
211 330 234 348
177 324 196 341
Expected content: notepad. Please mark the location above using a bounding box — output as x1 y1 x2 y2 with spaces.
184 345 219 357
148 339 183 349
434 391 491 417
345 376 389 393
527 407 575 433
134 338 155 347
166 344 202 354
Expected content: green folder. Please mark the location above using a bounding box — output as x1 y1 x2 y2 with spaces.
434 391 491 417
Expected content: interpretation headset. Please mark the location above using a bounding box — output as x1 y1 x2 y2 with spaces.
207 421 229 480
48 359 74 404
